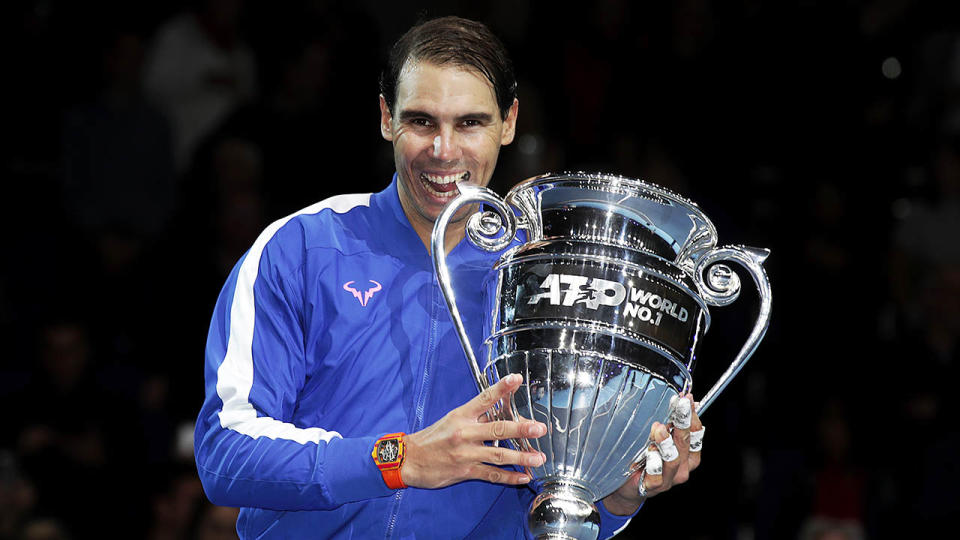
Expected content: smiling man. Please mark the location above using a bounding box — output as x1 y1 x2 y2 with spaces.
379 24 519 253
195 16 701 539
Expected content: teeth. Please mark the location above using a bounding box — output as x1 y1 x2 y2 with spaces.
421 172 469 184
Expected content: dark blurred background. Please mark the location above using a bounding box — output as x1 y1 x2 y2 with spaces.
1 0 958 539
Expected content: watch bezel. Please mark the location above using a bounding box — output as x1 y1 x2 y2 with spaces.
373 433 406 472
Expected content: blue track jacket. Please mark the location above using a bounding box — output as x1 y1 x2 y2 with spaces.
196 176 636 538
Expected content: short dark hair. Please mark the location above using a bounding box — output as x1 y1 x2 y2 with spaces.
380 16 517 120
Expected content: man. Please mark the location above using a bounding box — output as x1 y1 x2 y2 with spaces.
195 16 702 538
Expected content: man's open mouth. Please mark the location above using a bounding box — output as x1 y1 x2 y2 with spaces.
420 171 471 198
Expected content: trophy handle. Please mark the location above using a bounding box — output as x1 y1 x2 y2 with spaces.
431 184 518 394
692 245 772 416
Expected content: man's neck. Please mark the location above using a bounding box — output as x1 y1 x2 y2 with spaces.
410 219 465 255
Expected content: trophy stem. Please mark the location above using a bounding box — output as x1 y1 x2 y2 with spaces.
527 482 600 540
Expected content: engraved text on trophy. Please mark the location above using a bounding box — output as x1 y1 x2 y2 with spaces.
511 262 698 360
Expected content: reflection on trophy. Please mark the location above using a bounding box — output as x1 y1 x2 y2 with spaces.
431 173 772 540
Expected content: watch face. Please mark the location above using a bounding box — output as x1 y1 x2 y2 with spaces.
378 440 399 463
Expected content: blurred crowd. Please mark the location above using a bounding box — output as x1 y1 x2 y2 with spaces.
0 1 957 539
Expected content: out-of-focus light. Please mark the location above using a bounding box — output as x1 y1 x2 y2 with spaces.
892 198 911 220
882 57 902 79
519 133 540 155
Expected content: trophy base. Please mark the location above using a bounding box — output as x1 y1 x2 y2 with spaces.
527 482 600 540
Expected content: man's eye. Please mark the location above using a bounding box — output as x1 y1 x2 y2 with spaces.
462 119 481 127
411 118 433 127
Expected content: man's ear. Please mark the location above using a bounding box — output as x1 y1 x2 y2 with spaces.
379 95 394 141
500 98 519 145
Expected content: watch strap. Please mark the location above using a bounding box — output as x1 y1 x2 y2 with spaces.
382 466 406 490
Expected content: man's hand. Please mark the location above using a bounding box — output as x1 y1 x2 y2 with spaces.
602 394 704 516
401 373 548 489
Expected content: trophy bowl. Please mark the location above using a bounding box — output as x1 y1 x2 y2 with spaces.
431 173 772 540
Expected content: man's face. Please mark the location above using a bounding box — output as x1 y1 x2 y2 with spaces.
380 59 518 234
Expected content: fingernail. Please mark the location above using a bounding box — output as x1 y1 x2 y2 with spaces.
519 475 530 483
506 374 520 384
531 423 546 437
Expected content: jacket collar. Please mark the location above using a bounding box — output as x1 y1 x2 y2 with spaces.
370 174 501 271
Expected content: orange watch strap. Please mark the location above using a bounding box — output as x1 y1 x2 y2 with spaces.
382 466 406 489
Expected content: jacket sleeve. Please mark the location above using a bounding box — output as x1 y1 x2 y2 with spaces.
597 499 640 539
194 219 394 510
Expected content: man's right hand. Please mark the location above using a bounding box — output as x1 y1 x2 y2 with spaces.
401 373 547 489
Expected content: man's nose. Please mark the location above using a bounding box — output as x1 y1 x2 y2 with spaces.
432 126 462 162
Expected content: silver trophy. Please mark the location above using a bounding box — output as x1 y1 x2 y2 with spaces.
431 173 772 540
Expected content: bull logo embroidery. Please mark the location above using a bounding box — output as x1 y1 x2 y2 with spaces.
343 280 382 307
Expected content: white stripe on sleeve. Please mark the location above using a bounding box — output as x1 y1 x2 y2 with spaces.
216 193 372 444
605 518 633 539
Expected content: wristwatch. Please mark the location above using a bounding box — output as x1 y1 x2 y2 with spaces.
372 432 407 489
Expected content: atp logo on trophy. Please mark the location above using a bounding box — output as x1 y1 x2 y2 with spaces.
523 271 692 326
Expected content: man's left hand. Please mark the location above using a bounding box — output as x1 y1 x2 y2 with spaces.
601 394 703 516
